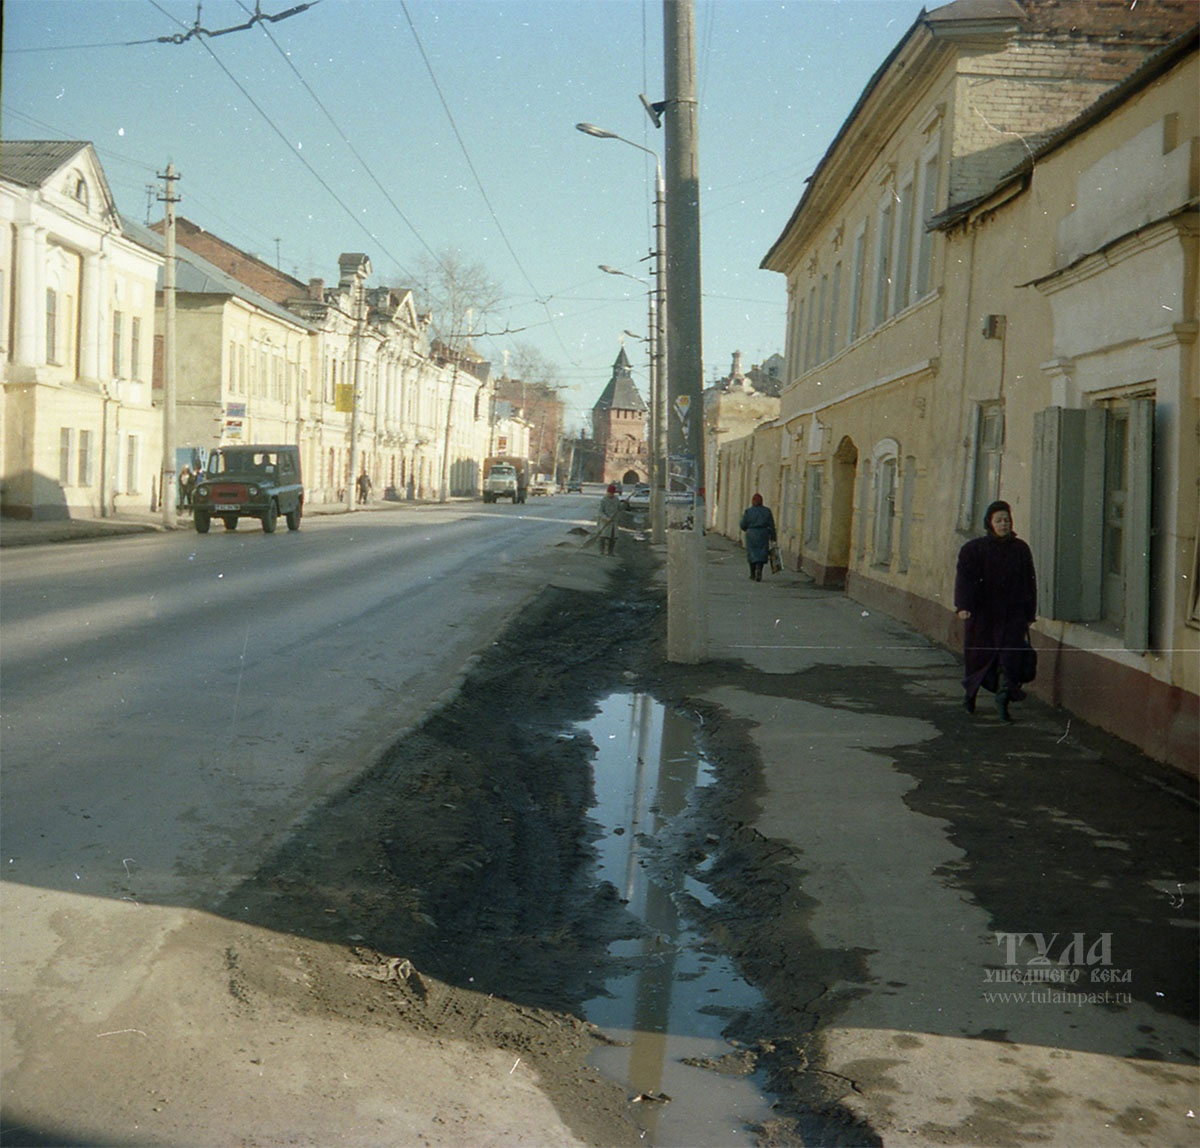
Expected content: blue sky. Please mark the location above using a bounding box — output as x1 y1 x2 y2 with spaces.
3 0 928 426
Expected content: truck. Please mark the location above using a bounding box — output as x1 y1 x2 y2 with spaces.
482 458 527 504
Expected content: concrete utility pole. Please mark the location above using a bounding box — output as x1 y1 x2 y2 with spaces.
158 163 179 530
346 256 370 511
663 0 707 663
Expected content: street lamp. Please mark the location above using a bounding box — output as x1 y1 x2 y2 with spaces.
578 123 667 546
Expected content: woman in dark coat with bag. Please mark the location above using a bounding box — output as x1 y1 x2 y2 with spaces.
955 500 1037 721
739 493 777 582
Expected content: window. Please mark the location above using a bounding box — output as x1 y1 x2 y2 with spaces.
77 430 94 487
229 341 237 393
872 446 899 566
872 196 893 329
46 289 58 363
124 434 140 494
849 223 867 343
959 402 1005 532
816 274 829 367
131 317 141 380
804 464 823 549
804 286 818 372
112 311 123 377
791 294 806 380
915 148 939 298
827 262 841 359
892 175 913 314
59 428 73 485
1031 400 1154 651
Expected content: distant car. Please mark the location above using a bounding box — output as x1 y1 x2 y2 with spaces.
566 480 583 493
193 444 303 534
622 484 651 512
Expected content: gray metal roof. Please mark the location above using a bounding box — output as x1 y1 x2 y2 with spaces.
0 140 91 188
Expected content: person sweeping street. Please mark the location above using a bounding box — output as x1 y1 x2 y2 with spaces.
596 484 621 556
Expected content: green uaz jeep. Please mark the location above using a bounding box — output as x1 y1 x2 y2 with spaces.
193 445 304 534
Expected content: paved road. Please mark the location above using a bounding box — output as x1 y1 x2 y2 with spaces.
1 500 589 908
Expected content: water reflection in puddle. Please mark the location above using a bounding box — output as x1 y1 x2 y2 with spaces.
580 692 774 1147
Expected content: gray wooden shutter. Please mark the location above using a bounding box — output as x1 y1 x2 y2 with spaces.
1122 398 1155 652
1031 406 1105 621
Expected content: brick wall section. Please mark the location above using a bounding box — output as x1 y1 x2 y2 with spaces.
947 3 1197 205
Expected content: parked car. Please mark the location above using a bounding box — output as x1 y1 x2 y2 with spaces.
622 484 652 512
193 444 303 533
566 479 583 493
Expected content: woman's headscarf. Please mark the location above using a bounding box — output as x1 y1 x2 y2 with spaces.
607 484 617 495
751 493 763 506
984 500 1012 536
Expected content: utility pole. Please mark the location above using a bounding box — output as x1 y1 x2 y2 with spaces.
663 0 707 663
438 358 460 503
346 257 371 511
158 163 180 530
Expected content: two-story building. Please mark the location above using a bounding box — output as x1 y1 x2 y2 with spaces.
724 0 1197 769
1 142 164 519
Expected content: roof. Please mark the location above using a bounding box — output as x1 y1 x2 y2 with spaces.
1 139 122 230
0 140 92 187
121 216 316 332
593 346 647 413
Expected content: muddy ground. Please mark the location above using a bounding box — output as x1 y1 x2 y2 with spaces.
184 525 1199 1148
208 536 881 1148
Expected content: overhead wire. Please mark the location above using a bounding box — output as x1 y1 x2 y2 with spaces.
230 0 445 279
145 0 418 282
396 0 573 359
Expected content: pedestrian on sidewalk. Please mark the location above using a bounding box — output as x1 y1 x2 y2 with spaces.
739 493 777 582
596 484 621 556
954 500 1038 721
356 469 373 505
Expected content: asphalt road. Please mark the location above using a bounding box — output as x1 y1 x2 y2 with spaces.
1 499 590 909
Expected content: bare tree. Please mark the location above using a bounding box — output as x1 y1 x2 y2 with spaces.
507 343 562 390
413 249 504 349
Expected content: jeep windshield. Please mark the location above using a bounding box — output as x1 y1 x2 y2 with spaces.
206 449 280 476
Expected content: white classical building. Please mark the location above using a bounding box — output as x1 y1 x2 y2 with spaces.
1 141 164 519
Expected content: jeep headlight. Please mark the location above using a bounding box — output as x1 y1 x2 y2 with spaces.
197 485 209 497
248 485 259 496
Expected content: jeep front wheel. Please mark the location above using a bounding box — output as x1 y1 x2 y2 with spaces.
262 500 278 533
194 511 211 534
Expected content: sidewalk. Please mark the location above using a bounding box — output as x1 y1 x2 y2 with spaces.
696 532 1198 1146
0 497 433 548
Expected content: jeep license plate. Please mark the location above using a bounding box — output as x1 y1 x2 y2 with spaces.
213 503 240 511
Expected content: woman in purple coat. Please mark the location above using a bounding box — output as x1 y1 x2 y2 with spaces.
954 500 1037 721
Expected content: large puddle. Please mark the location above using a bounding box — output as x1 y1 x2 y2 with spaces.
579 692 775 1146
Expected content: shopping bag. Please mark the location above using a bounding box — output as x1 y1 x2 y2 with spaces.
768 542 783 574
1015 633 1038 684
